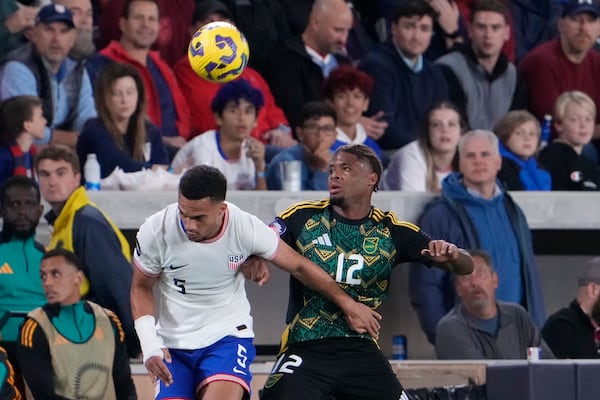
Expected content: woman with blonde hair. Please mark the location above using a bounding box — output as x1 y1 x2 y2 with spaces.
76 62 169 178
382 102 466 191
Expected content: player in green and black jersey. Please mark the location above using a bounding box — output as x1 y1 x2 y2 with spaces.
260 144 474 400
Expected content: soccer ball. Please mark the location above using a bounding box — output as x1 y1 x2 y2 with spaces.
188 21 250 83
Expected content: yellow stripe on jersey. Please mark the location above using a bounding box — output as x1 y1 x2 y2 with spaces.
106 310 125 342
20 319 37 348
373 207 421 232
279 199 330 219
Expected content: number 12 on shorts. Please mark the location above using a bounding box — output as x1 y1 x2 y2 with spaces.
271 353 303 374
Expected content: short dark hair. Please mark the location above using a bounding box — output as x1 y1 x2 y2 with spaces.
392 0 438 23
332 144 383 192
298 101 337 129
210 79 265 116
467 248 494 272
35 144 81 174
42 248 83 271
122 0 159 18
0 176 40 208
470 0 511 23
179 165 227 201
0 95 43 144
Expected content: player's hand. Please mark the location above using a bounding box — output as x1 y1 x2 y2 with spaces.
421 240 459 263
344 301 382 339
145 348 173 387
239 256 271 286
360 112 388 140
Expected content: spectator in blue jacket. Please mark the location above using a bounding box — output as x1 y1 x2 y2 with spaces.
267 101 338 190
0 4 97 147
360 0 449 159
409 129 545 344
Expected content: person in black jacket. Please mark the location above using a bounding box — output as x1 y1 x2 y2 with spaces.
542 258 600 359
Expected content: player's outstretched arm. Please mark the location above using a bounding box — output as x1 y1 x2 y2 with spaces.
421 240 474 275
271 239 382 338
131 267 173 387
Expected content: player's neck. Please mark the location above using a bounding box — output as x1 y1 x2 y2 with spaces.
332 201 371 220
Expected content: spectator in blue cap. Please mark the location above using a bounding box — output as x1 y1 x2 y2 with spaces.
0 3 97 148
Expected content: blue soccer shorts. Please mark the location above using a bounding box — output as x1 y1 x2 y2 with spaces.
156 336 256 399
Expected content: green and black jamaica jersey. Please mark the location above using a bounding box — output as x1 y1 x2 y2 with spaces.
269 199 433 347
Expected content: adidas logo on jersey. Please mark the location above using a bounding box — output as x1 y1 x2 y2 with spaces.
0 263 14 274
312 233 332 246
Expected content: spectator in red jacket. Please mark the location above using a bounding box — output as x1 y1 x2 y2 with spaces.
94 0 191 159
173 0 296 161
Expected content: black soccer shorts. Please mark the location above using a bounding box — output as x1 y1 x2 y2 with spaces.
260 337 404 400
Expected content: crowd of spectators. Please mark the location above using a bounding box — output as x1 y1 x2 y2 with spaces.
2 0 600 396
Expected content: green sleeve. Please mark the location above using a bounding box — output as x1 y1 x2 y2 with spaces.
0 2 22 56
0 362 7 386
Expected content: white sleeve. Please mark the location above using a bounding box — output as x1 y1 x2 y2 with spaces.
398 142 427 192
133 217 163 275
241 212 279 260
170 139 196 171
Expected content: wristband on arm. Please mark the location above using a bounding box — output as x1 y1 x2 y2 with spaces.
134 315 165 364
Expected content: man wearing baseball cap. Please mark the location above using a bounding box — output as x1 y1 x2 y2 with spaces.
542 257 600 358
0 3 97 148
519 0 600 149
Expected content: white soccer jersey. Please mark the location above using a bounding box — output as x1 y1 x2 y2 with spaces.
170 130 257 190
134 202 279 349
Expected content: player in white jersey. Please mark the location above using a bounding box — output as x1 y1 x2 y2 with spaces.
131 165 382 400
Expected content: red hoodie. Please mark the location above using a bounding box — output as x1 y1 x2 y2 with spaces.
100 41 191 139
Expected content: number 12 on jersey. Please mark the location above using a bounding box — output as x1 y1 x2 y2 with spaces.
334 253 363 285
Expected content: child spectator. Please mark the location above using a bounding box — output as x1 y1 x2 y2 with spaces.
76 62 169 179
495 110 551 191
381 102 466 191
322 65 382 159
0 95 46 188
171 79 267 190
539 91 600 191
266 101 338 190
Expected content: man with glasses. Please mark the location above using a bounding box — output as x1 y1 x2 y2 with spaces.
266 101 338 190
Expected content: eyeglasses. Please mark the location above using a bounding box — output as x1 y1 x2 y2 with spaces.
302 123 336 134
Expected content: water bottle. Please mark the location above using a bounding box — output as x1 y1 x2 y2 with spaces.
540 114 552 149
392 335 407 360
84 153 101 191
